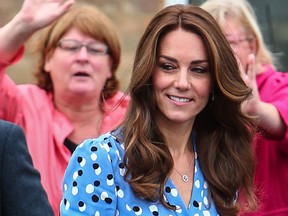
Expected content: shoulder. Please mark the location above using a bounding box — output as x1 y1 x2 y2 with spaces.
0 119 13 132
17 85 52 110
0 120 28 156
73 132 125 166
259 66 288 86
0 122 54 215
0 120 12 155
105 91 130 109
18 85 47 97
63 132 125 195
101 92 130 132
61 132 125 215
77 132 124 152
0 120 23 143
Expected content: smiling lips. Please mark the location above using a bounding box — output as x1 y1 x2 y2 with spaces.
168 95 192 103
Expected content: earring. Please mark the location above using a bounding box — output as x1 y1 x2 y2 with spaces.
211 90 215 101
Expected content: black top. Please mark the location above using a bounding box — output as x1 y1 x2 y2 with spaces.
64 138 77 154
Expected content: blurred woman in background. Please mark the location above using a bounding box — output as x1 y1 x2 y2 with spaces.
0 0 129 214
201 0 288 215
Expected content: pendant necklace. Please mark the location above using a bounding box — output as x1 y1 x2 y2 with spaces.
174 168 189 182
173 159 193 183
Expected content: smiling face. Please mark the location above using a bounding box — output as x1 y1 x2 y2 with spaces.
44 27 112 100
152 28 212 128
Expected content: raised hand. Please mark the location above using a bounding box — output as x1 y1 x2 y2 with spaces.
0 0 74 63
240 53 261 116
18 0 75 31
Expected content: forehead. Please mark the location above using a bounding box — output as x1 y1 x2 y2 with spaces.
158 28 207 59
60 27 97 41
221 16 247 38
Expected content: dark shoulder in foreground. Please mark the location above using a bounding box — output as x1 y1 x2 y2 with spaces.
0 119 54 216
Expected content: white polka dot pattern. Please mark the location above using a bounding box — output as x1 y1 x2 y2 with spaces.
60 132 220 215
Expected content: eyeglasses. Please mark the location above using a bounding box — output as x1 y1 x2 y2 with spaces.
227 36 254 48
57 39 109 56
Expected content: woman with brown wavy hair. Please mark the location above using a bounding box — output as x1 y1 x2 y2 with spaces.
61 4 257 216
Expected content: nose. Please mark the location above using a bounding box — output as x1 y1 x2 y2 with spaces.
75 46 89 61
174 69 191 90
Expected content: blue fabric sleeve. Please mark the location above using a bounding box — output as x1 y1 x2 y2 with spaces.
60 136 118 215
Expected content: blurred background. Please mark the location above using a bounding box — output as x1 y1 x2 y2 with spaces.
1 0 287 91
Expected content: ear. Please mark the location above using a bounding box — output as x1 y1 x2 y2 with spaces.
43 52 53 73
107 71 112 79
44 61 51 73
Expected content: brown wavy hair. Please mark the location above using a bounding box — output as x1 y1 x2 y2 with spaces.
121 4 257 216
32 4 121 100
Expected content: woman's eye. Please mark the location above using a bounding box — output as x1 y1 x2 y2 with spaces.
63 45 79 51
68 46 79 51
191 67 208 74
160 63 175 71
88 46 108 55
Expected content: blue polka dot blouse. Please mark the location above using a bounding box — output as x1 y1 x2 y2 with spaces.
60 131 220 216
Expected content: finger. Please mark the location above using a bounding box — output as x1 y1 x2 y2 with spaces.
246 53 256 80
235 55 248 82
234 54 245 75
55 0 74 16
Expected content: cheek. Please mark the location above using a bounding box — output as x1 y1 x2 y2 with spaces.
152 71 171 92
92 58 112 77
195 80 212 100
45 55 70 73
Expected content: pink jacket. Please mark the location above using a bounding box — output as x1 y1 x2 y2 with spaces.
0 48 129 215
241 65 288 216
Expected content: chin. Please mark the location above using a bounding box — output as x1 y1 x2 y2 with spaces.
70 85 96 93
164 114 196 124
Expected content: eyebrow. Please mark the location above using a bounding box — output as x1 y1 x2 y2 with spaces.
159 55 208 64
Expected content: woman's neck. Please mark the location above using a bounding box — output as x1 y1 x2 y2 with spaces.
54 95 104 144
157 121 193 156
